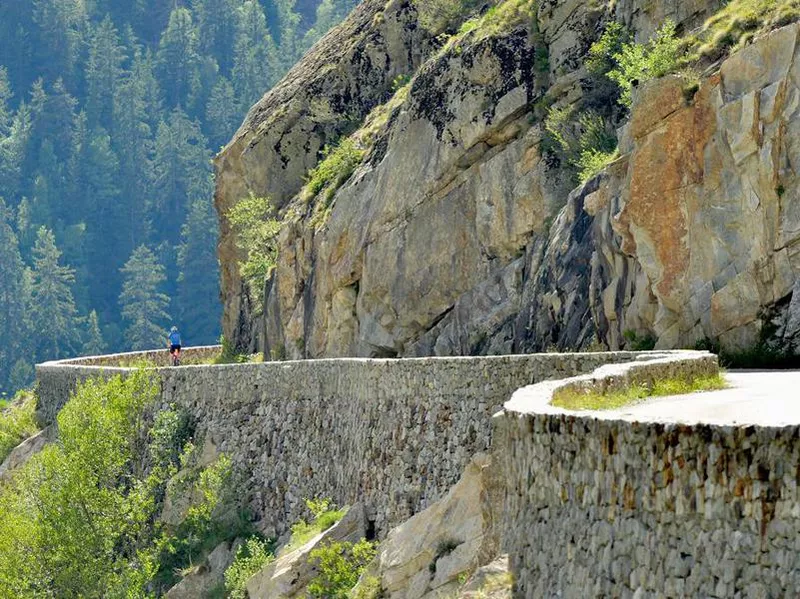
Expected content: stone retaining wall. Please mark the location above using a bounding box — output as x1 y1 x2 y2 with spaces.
495 353 800 597
37 349 665 536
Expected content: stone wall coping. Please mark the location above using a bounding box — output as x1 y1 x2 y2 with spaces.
38 347 700 372
502 350 725 424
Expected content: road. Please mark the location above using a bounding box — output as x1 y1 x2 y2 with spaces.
603 370 800 426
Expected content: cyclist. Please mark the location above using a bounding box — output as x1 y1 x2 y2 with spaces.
167 326 182 366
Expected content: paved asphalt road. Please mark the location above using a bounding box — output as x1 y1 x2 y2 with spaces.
603 370 800 426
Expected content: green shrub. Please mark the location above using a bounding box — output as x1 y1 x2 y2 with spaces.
391 74 411 92
227 194 281 311
586 22 630 77
306 538 377 598
284 498 347 553
544 106 618 182
307 138 364 198
414 0 481 34
0 371 162 597
607 20 683 107
214 335 250 364
351 575 384 599
224 536 275 599
576 148 618 183
0 391 39 463
623 329 657 351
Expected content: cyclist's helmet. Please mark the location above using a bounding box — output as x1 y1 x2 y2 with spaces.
171 326 178 332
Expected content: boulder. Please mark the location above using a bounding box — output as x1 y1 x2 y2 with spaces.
246 503 368 598
353 453 502 599
165 541 233 599
0 426 54 481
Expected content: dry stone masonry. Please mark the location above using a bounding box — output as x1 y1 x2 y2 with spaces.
38 348 656 535
495 353 800 597
37 349 800 596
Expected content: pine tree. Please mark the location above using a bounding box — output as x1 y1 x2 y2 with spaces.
177 198 220 344
0 102 30 202
156 7 201 109
0 200 30 390
82 309 106 356
85 16 126 130
0 67 13 138
29 226 79 360
205 76 240 150
31 0 86 86
191 0 240 74
8 358 34 392
113 51 157 249
151 108 212 239
119 245 170 351
274 0 302 71
232 0 279 109
83 127 124 317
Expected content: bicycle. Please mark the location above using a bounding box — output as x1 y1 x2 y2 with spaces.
169 346 182 367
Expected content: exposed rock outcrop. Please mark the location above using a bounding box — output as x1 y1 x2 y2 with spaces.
246 504 368 599
350 453 502 599
0 426 53 481
216 0 800 358
214 0 439 350
165 541 234 599
519 23 800 352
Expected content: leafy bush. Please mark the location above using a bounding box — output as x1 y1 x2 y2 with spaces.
224 536 275 599
0 371 251 597
414 0 481 34
307 138 365 199
306 538 377 598
586 22 630 78
285 497 347 553
576 148 619 184
0 391 39 463
544 107 618 182
227 194 282 310
0 371 162 596
154 454 239 587
607 20 683 107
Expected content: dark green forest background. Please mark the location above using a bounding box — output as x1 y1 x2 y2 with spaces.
0 0 355 395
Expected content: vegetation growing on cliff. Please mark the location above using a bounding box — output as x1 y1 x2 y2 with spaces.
306 138 366 228
605 20 684 107
307 538 377 598
227 194 281 309
224 536 275 599
692 0 800 61
283 497 347 553
0 392 39 463
0 372 246 596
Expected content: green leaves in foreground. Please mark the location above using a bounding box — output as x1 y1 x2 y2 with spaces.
0 371 161 597
224 537 275 599
0 371 236 598
307 538 377 599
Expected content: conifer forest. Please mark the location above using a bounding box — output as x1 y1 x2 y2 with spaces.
0 0 355 395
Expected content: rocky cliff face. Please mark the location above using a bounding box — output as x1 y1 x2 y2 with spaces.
518 23 800 354
215 0 800 359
